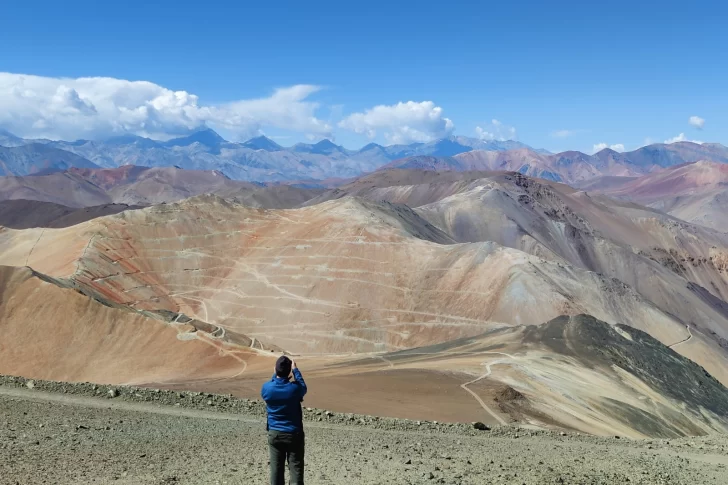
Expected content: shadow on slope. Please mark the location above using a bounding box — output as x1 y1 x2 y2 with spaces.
0 199 143 229
314 169 728 360
296 315 728 437
524 314 728 437
0 166 322 209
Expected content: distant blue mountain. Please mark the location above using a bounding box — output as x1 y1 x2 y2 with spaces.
358 142 385 153
164 129 227 154
423 138 474 157
241 136 283 152
625 143 728 168
11 125 696 185
105 135 161 149
292 139 349 156
0 129 25 147
0 144 99 176
378 136 533 160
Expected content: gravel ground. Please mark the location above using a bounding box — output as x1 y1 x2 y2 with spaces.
2 376 728 484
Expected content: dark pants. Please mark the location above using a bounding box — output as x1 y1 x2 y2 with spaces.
268 430 305 485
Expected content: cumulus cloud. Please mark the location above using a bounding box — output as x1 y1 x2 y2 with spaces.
665 133 687 143
664 133 702 144
688 115 705 129
338 101 454 144
475 119 517 141
0 72 332 140
592 142 625 153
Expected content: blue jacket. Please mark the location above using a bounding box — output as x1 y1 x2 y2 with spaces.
261 368 307 433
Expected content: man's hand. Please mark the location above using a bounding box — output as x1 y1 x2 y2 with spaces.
291 360 297 370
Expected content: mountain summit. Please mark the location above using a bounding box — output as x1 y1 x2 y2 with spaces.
0 129 25 147
164 129 227 151
241 136 282 152
292 139 348 156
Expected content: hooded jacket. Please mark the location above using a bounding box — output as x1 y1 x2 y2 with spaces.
261 368 307 433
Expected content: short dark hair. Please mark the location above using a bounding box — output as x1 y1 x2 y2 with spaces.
275 355 292 377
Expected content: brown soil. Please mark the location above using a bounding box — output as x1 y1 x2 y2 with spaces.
3 382 728 485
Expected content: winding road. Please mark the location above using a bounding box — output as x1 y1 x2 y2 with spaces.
459 351 517 426
669 326 693 349
366 349 515 426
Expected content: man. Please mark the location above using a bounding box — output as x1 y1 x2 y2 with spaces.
261 355 307 485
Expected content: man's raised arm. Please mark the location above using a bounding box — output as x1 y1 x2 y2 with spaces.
291 360 307 399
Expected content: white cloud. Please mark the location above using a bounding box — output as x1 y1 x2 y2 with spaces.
688 115 705 129
338 101 454 144
475 119 517 141
592 142 625 153
664 133 703 144
551 129 576 138
0 72 332 140
665 133 687 143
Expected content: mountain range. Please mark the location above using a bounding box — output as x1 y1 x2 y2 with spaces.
587 161 728 231
382 143 728 185
4 168 728 436
0 165 320 209
4 125 728 437
0 129 537 181
0 144 99 176
3 128 727 186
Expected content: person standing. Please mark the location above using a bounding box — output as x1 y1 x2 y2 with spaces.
261 355 307 485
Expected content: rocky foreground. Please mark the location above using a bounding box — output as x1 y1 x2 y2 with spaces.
2 376 728 484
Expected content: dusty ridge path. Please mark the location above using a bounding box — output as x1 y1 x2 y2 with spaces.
459 351 517 426
3 384 728 484
669 326 694 349
0 387 262 424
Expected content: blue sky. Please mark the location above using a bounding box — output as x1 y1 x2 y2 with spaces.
0 0 726 153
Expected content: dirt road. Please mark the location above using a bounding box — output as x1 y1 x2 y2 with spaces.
2 382 728 484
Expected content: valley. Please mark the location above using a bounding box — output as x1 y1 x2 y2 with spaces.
3 163 728 439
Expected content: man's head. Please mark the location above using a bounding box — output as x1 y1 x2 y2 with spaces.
275 355 292 378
